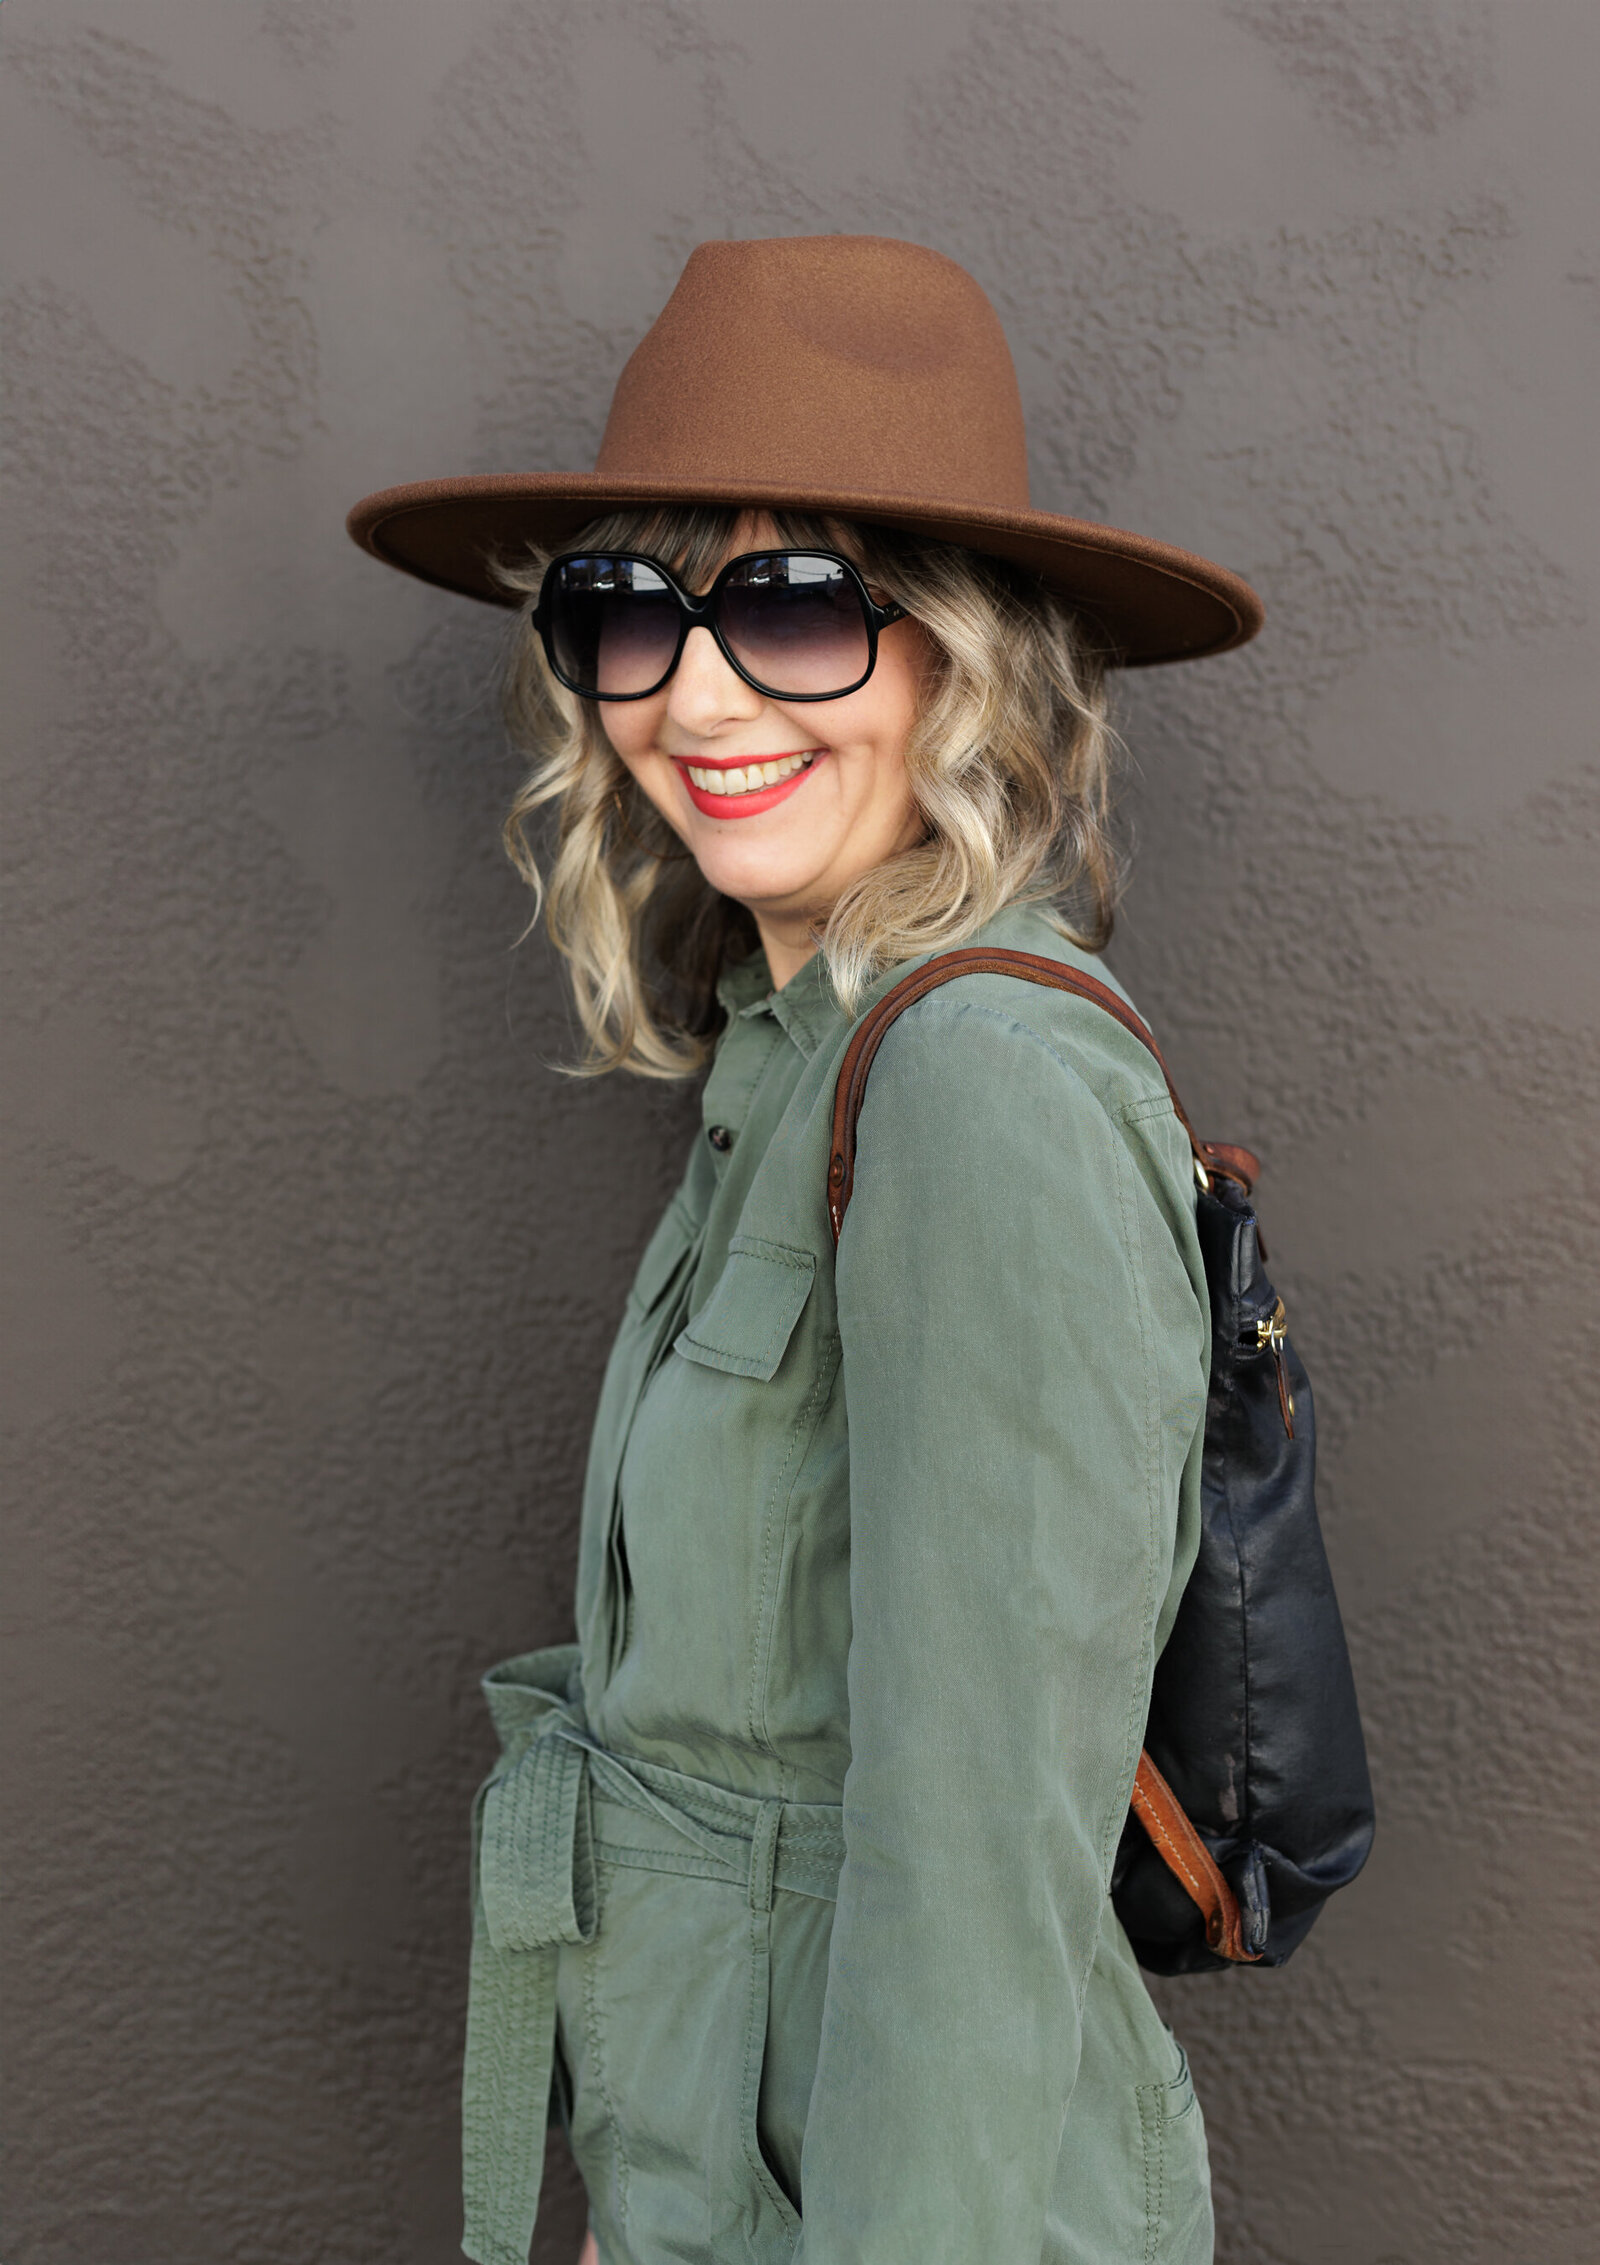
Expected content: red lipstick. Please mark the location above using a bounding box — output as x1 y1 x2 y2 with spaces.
672 750 827 821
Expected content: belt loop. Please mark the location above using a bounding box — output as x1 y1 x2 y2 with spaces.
748 1799 781 1915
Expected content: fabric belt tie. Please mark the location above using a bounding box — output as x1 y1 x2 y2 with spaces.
461 1644 845 2265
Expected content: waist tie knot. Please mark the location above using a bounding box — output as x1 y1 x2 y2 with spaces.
461 1644 845 2265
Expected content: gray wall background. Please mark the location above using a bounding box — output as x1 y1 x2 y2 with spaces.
4 3 1595 2260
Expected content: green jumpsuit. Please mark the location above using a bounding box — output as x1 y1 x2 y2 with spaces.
463 901 1214 2265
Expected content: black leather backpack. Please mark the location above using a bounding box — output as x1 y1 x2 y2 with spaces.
827 948 1375 1972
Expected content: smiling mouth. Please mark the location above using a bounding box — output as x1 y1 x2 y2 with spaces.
681 751 818 799
671 748 827 821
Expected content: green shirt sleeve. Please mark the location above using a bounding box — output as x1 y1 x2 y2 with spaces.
795 988 1207 2262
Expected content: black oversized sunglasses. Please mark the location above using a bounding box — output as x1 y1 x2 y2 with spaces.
532 548 908 703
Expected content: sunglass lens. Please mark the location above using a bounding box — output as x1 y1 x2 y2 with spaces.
548 556 680 696
719 554 871 696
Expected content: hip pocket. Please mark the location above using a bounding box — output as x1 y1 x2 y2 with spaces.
747 1878 832 2232
563 1857 804 2263
1137 2046 1213 2264
741 1904 803 2238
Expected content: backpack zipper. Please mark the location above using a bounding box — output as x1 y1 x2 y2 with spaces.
1252 1297 1296 1439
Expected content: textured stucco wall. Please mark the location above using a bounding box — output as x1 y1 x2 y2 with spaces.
3 5 1596 2261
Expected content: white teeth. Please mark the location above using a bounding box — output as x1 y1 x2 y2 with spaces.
685 752 817 799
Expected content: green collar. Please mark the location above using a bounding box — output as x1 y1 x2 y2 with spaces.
712 901 1082 1065
716 944 844 1063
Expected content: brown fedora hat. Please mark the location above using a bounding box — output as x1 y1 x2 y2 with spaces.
347 235 1261 668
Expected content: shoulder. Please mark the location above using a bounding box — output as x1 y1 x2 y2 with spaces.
842 908 1202 1253
866 907 1171 1130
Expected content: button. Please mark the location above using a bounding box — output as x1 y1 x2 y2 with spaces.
707 1124 733 1152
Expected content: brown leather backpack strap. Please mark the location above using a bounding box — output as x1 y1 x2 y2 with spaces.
825 944 1259 1966
1131 1753 1259 1962
827 946 1210 1243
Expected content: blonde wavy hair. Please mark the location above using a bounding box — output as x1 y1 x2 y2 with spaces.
498 506 1121 1079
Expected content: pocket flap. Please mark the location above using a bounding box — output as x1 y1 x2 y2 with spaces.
674 1237 815 1381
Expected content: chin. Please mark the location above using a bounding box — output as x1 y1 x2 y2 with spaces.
687 833 830 910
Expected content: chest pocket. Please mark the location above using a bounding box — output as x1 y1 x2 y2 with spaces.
674 1236 816 1381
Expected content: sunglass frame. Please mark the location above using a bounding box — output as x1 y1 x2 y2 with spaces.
532 547 909 703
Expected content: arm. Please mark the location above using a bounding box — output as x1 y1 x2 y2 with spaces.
796 994 1206 2262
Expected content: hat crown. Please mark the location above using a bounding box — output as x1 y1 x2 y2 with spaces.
594 236 1031 513
346 232 1262 665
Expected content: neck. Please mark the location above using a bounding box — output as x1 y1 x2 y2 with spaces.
753 916 821 992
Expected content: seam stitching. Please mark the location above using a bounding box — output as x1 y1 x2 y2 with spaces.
677 1246 815 1377
748 1333 842 1753
1138 2081 1164 2262
581 1917 629 2235
1118 1091 1181 1126
1135 1794 1210 1907
728 1233 815 1269
739 1889 801 2239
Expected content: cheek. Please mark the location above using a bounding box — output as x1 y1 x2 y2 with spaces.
601 707 686 825
598 701 663 772
855 693 923 813
857 631 930 778
793 645 925 789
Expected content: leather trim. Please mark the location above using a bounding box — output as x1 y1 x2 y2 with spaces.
1131 1752 1259 1963
1199 1139 1260 1196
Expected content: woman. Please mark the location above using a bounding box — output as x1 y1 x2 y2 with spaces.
349 235 1262 2265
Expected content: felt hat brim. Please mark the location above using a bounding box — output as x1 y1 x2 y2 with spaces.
347 471 1261 669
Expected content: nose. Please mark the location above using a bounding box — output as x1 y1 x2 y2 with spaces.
664 624 766 734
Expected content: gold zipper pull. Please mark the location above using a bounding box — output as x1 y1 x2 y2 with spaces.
1256 1297 1296 1439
